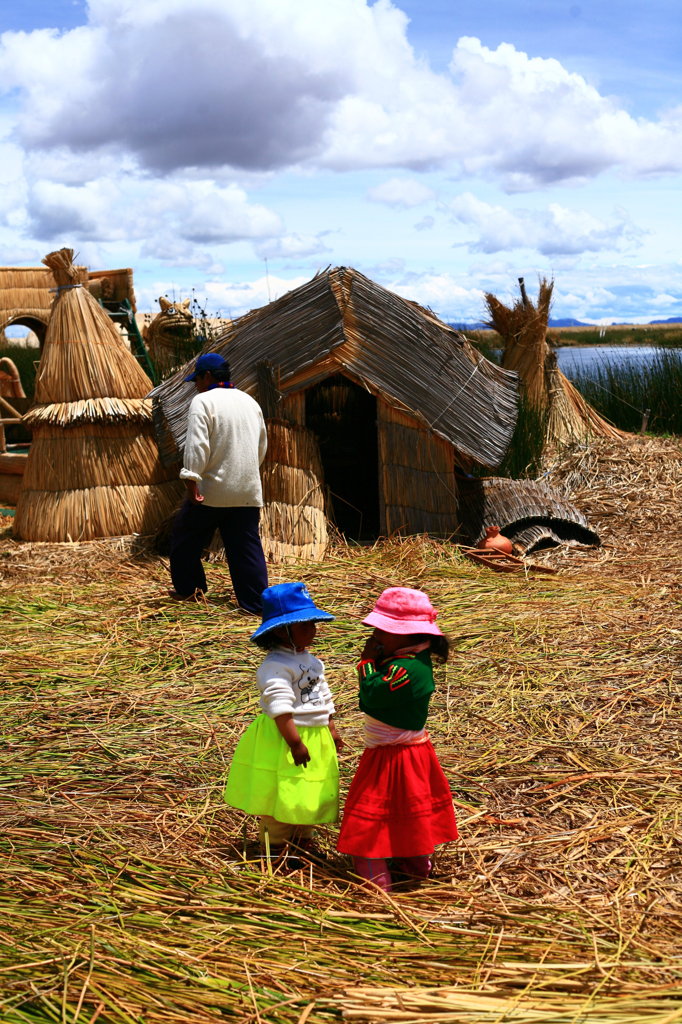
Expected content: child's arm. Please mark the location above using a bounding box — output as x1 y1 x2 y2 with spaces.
327 715 344 753
274 713 310 766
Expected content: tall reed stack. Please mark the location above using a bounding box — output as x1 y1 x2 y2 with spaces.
484 278 626 444
14 249 181 542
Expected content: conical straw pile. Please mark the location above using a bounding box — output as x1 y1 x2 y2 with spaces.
484 278 626 443
15 248 181 542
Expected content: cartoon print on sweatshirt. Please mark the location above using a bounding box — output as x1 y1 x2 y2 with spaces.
295 662 324 705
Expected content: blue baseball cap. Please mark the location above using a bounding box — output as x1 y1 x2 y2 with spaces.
251 582 334 641
184 352 230 382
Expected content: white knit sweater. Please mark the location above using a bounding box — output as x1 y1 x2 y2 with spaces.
180 388 267 507
256 648 336 727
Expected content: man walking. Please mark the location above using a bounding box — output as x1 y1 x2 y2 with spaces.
169 352 268 612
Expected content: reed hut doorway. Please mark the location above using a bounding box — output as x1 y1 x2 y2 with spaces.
305 375 379 540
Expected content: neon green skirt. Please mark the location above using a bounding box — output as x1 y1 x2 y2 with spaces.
223 715 339 824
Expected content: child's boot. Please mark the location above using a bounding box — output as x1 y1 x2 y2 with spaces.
353 856 392 892
391 854 433 879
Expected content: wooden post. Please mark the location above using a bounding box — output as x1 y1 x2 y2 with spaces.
640 408 650 434
518 277 529 307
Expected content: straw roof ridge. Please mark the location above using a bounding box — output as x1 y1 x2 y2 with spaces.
150 266 519 469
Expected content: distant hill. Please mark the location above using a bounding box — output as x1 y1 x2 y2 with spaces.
447 317 590 331
449 316 682 332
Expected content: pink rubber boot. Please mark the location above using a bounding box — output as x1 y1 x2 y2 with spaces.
353 856 393 892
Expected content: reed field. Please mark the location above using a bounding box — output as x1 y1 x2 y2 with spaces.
1 433 681 1023
565 349 682 436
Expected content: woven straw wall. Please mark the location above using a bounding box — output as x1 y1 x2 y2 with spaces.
260 418 327 562
378 401 458 536
0 267 56 332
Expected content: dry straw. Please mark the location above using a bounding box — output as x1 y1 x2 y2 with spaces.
14 248 181 542
1 432 681 1023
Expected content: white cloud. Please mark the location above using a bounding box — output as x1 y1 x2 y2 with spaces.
254 232 332 259
203 273 311 317
23 175 282 246
1 2 681 186
367 177 435 208
447 192 642 256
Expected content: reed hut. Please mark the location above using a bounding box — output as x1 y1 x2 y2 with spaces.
0 264 136 349
0 267 58 346
484 278 627 444
150 266 519 560
13 249 181 543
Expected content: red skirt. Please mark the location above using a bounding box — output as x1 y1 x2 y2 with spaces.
337 740 458 859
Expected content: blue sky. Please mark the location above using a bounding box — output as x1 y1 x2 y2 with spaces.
1 0 681 325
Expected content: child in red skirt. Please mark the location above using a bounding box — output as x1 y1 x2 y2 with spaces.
336 587 458 891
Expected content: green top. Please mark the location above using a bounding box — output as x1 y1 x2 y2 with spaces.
357 650 435 731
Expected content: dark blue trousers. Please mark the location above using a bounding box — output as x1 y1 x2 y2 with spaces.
169 501 268 612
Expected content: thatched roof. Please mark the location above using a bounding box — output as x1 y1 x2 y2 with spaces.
457 475 601 552
150 267 519 470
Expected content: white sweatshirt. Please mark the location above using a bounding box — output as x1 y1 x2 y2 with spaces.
180 387 267 507
256 648 336 727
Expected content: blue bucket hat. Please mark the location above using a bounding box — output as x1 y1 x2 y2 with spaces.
184 352 230 382
251 582 334 641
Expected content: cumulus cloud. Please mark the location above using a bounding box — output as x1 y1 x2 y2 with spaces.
203 273 311 317
23 174 282 246
1 1 681 186
367 177 436 208
447 192 642 256
254 232 332 260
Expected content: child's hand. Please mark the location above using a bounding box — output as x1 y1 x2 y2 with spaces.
290 739 311 766
361 634 383 661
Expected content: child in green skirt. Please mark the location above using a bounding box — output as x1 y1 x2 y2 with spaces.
224 582 343 866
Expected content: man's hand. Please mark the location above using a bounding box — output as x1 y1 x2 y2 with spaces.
185 480 205 505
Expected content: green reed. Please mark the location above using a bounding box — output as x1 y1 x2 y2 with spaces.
566 346 682 435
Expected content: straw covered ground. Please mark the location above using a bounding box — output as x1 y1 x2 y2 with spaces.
1 434 680 1023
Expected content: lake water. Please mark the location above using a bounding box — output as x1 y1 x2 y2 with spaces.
556 345 662 375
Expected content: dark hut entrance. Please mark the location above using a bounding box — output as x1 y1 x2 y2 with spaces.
305 375 379 540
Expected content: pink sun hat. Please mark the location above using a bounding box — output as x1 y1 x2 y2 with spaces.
362 587 443 636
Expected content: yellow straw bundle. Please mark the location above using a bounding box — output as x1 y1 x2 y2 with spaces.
15 248 179 542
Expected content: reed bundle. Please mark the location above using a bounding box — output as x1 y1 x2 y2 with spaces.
14 248 178 542
22 427 174 491
24 395 153 426
32 253 149 405
13 480 182 542
484 280 626 444
1 429 681 1021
